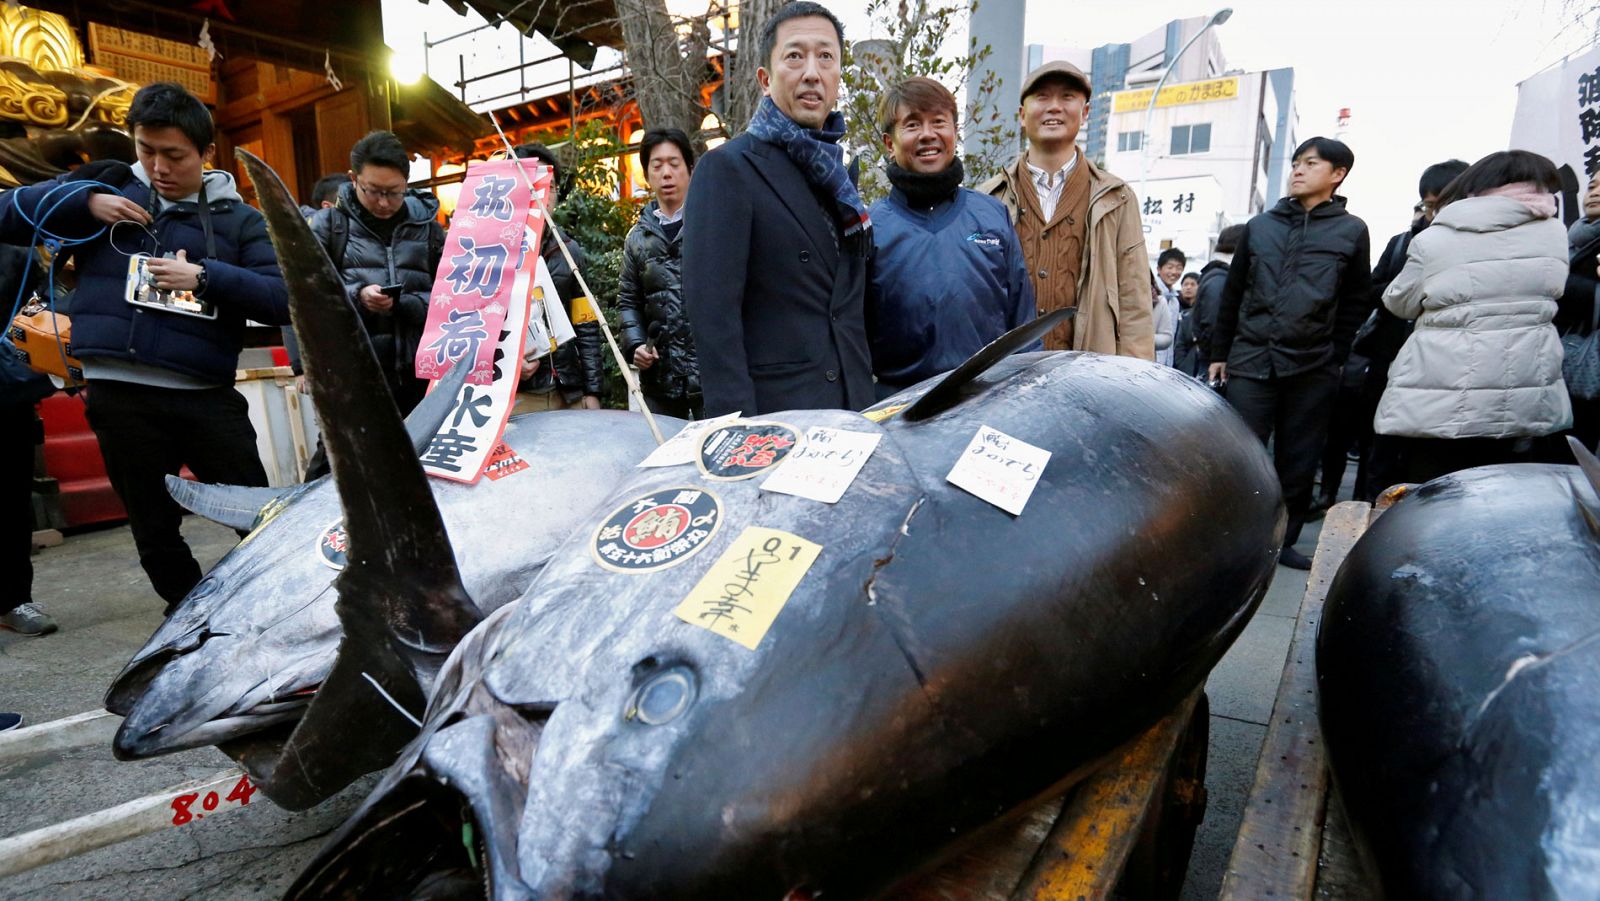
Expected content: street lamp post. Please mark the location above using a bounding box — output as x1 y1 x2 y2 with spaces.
1137 8 1233 208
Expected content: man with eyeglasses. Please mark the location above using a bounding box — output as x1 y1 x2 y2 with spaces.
309 130 445 418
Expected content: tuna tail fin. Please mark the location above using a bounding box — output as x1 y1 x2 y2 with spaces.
903 308 1075 422
236 150 482 807
1568 436 1600 536
164 476 293 531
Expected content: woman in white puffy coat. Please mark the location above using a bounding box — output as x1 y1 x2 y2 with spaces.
1374 150 1571 484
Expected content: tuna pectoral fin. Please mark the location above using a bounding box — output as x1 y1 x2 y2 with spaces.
252 615 430 809
165 476 291 531
403 357 472 456
903 307 1075 422
1568 435 1600 535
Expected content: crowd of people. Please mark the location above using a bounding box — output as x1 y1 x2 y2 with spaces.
3 1 1598 718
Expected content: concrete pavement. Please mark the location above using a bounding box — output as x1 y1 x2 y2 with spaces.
0 519 374 901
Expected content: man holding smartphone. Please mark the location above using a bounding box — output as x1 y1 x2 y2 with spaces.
309 130 445 415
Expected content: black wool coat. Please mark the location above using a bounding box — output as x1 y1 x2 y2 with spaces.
681 132 872 417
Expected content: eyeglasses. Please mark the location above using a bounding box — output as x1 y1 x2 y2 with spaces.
355 180 407 202
1413 201 1436 215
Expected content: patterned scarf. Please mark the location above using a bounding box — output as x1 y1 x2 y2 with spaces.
746 97 871 247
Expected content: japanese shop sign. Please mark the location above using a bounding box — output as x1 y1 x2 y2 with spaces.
416 159 553 385
1111 76 1239 114
591 488 723 573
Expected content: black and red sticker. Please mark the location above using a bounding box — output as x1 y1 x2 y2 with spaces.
316 520 349 571
696 421 802 481
592 488 722 573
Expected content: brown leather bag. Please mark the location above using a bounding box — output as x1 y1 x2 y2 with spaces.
7 297 82 383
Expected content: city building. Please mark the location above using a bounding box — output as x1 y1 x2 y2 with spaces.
1027 16 1298 265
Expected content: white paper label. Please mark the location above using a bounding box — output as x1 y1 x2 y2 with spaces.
638 412 742 468
945 425 1050 515
760 426 880 504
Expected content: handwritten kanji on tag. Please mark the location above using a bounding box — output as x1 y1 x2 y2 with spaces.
945 425 1051 515
673 526 821 650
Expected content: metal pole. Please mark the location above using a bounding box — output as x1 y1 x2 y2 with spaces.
1137 9 1233 207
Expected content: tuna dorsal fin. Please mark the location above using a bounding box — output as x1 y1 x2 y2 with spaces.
236 150 481 791
903 308 1075 422
403 358 472 455
1568 436 1600 535
164 476 291 531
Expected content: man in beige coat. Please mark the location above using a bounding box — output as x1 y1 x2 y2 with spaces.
979 61 1154 359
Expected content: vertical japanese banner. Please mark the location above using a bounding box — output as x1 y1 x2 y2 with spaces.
416 159 553 483
416 159 536 385
1511 44 1600 221
419 269 532 483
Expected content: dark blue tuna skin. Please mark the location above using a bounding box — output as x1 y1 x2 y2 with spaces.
1318 464 1600 899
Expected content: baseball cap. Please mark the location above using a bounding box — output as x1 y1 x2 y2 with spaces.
1020 60 1092 101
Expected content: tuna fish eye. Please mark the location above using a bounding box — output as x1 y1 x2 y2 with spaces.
627 667 695 726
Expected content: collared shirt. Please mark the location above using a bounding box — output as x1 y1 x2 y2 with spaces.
654 203 685 225
1025 152 1080 222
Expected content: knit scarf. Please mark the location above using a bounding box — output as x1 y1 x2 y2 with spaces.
746 97 871 247
885 156 965 209
1570 216 1600 261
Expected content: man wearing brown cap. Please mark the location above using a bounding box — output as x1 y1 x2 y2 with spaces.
979 61 1153 358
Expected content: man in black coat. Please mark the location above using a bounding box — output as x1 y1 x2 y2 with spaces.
619 128 701 419
1209 137 1372 570
683 1 873 417
1184 223 1244 379
310 131 444 416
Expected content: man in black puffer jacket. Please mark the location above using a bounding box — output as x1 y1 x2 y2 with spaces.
309 131 444 416
618 128 700 419
513 143 605 409
1209 137 1372 570
0 83 287 610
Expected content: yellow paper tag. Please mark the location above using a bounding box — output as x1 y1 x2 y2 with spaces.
570 295 599 324
673 526 822 650
861 403 906 423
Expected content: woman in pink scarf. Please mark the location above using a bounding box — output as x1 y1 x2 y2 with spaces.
1373 150 1572 484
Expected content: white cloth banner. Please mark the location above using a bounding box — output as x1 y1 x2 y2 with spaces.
1511 44 1600 216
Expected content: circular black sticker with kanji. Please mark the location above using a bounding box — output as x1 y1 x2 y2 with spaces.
591 488 722 573
316 520 349 571
696 421 803 481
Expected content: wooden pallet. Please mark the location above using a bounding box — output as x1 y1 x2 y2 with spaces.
1219 501 1376 899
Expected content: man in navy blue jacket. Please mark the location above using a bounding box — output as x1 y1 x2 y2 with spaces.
866 77 1034 397
683 2 873 416
0 82 288 611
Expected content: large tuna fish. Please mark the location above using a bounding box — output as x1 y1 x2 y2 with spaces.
279 337 1286 894
105 408 667 808
104 148 673 811
1318 442 1600 898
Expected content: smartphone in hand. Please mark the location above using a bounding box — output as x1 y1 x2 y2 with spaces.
379 283 404 298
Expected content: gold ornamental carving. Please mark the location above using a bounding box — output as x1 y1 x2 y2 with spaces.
0 6 135 129
0 6 83 71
